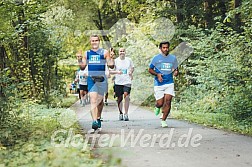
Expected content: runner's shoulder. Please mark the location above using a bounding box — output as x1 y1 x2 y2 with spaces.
152 54 162 61
168 54 177 59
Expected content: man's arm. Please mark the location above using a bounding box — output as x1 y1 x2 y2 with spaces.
105 50 115 69
74 71 79 82
108 61 122 75
149 57 163 82
173 68 179 76
148 67 163 82
109 69 122 75
173 56 179 77
129 58 134 74
81 51 87 68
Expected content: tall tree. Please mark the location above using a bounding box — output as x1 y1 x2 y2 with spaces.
233 0 242 32
204 0 215 28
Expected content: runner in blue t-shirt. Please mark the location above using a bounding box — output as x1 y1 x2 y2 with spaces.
149 41 179 128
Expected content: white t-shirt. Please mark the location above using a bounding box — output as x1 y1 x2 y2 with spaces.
77 70 87 85
114 57 134 85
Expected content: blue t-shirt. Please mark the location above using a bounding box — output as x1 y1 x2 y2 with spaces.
149 54 178 86
87 49 106 76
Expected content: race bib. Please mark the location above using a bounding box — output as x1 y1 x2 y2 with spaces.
89 55 101 63
121 69 128 74
161 63 172 71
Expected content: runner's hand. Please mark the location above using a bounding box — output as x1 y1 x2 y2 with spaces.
157 73 163 82
110 52 115 59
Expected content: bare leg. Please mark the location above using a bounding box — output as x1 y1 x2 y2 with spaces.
117 95 123 114
83 91 88 104
89 92 98 120
162 94 173 121
156 97 164 108
104 92 108 102
97 94 104 119
80 90 85 105
78 89 81 100
124 92 130 114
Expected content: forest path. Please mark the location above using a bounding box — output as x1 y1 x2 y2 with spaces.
71 99 252 167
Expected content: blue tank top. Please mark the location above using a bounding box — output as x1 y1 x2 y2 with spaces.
87 49 106 76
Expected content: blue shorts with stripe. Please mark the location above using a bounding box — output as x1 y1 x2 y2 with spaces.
87 76 108 95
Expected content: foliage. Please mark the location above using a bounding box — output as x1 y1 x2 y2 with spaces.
1 1 252 165
0 103 119 166
172 0 252 135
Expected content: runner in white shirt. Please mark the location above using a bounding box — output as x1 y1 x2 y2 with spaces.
75 64 88 106
110 48 134 121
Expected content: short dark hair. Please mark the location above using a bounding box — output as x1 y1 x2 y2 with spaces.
90 34 100 41
159 41 170 48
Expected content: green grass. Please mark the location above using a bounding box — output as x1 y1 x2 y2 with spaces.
172 109 252 136
145 97 252 136
61 94 79 108
0 98 121 167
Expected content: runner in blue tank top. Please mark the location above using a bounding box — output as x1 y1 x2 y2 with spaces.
149 41 179 128
82 35 115 130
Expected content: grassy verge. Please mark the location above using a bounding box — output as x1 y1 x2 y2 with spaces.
172 110 252 136
139 94 252 136
0 97 120 167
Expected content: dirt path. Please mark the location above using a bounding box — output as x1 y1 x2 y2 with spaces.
71 99 252 167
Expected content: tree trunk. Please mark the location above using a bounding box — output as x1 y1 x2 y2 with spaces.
0 45 7 97
218 0 227 22
204 0 214 28
175 0 184 23
234 0 242 32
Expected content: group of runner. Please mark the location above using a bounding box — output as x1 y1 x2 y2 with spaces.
74 35 178 130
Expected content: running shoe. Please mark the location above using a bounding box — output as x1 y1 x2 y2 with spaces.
92 121 99 130
124 114 129 121
154 107 161 116
161 121 168 128
97 119 101 128
119 114 123 121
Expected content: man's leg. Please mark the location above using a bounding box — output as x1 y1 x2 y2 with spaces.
123 92 130 121
154 98 164 115
117 95 123 114
83 90 88 104
124 92 130 115
161 83 175 124
123 85 131 115
115 85 124 120
97 94 104 119
104 92 108 105
154 86 165 115
77 88 81 103
80 89 85 106
89 92 98 120
95 80 108 128
162 94 173 121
